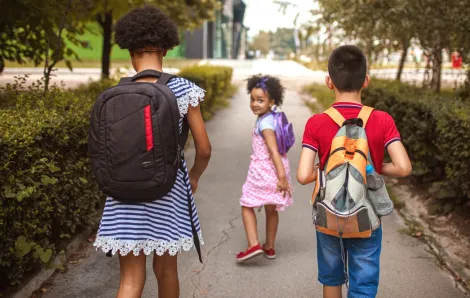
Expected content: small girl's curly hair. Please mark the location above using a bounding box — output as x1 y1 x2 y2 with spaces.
246 74 286 106
114 6 180 51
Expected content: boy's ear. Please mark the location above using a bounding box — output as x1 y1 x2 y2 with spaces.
325 76 335 90
362 74 371 89
129 50 134 58
163 50 168 57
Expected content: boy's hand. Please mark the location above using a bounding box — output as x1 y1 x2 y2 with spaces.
277 177 291 198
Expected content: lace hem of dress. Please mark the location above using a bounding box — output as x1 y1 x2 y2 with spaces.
177 85 206 116
93 232 204 256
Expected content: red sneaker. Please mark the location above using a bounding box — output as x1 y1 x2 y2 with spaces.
236 244 263 262
262 244 276 259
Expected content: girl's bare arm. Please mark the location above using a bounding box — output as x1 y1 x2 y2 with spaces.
262 129 287 180
186 104 211 190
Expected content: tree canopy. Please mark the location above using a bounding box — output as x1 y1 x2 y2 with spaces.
0 0 221 77
0 0 88 72
316 0 470 92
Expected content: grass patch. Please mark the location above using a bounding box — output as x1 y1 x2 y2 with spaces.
295 59 328 71
399 219 425 237
386 185 404 211
302 83 335 112
370 63 466 70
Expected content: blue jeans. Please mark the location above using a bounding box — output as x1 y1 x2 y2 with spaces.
316 227 382 298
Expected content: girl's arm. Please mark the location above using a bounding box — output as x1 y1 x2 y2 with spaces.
262 129 290 196
186 104 212 193
382 141 412 177
297 148 318 185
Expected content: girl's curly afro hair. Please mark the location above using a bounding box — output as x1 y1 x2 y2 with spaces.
246 74 286 106
114 6 180 51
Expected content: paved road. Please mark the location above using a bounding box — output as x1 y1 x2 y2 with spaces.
38 60 465 298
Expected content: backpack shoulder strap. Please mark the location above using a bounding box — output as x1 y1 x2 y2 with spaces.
324 107 346 127
357 106 374 127
125 69 176 85
157 73 176 85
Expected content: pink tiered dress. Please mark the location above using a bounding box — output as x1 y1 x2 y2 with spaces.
240 117 293 211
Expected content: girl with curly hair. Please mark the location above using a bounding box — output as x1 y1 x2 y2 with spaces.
236 75 293 263
93 6 211 298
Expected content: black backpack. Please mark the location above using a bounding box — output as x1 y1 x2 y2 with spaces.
88 69 189 202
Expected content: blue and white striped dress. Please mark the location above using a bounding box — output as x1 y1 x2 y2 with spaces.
94 77 205 257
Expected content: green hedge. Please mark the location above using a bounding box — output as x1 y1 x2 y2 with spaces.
0 65 233 293
0 80 113 293
362 81 470 205
179 65 234 120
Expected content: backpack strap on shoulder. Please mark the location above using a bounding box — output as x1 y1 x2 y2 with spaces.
129 69 176 85
157 73 176 85
324 107 346 127
357 106 374 127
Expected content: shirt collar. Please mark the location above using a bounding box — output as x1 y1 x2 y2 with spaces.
332 102 363 109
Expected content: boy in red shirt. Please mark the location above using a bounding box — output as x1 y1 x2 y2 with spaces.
297 45 412 298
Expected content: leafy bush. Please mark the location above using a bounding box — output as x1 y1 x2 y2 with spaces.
0 78 114 292
302 83 335 112
362 80 470 204
179 65 234 120
0 65 233 292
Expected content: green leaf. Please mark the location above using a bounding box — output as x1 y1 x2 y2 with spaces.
34 246 53 263
17 186 34 202
41 175 58 185
15 236 33 258
79 177 88 184
48 164 61 173
59 233 70 239
65 60 73 72
3 186 16 199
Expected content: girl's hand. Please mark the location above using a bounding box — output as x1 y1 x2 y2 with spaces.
277 177 291 198
189 170 199 194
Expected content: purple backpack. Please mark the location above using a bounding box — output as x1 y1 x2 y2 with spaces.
271 107 295 154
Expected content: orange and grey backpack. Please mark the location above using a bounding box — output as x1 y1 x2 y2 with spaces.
312 106 380 238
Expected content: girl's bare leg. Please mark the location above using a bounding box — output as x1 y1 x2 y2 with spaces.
242 206 259 248
117 252 146 298
264 204 279 249
153 252 179 298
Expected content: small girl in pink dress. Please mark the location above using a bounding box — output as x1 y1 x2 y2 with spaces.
236 75 293 262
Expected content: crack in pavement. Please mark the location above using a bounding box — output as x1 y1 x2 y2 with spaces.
190 215 240 298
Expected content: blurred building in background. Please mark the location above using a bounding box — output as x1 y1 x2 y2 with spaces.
185 0 248 59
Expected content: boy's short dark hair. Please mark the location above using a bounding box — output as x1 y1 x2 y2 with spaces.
114 6 180 51
328 45 367 92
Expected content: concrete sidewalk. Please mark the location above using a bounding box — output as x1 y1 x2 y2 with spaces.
39 80 465 297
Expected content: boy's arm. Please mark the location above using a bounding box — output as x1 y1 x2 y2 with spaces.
297 148 318 185
298 116 319 185
382 141 412 177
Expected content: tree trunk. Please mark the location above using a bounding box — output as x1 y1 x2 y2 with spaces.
365 39 374 72
430 45 442 93
98 11 113 79
396 39 410 81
